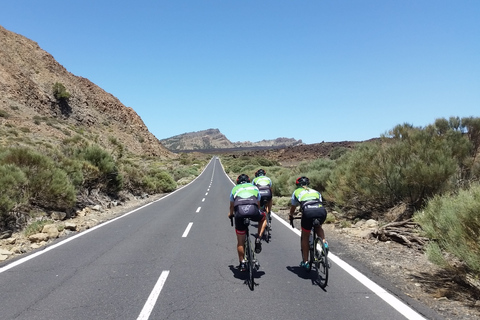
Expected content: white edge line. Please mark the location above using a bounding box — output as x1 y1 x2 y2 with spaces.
220 158 425 320
136 270 170 320
182 222 193 238
271 210 426 320
0 158 216 274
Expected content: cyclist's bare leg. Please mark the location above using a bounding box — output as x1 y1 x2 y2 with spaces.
300 229 310 263
267 199 273 215
315 225 326 243
236 233 246 262
257 216 267 239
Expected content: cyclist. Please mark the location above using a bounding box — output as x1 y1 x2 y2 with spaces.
288 176 328 269
228 174 267 271
252 169 273 217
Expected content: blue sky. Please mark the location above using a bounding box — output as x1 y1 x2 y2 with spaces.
1 1 479 144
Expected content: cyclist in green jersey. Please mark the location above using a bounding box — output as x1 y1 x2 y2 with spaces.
289 176 328 269
228 174 267 271
252 169 273 216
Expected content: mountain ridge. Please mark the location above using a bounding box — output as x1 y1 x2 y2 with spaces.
160 128 303 151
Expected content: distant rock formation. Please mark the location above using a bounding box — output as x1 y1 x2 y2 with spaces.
160 128 303 151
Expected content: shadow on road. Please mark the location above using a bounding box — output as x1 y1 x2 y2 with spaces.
286 265 327 291
228 265 266 287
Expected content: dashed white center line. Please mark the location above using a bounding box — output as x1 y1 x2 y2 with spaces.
136 270 170 320
196 207 201 213
182 222 193 237
202 198 205 202
205 192 208 195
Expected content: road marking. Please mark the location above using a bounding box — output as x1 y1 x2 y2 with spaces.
196 207 201 213
202 198 205 202
136 270 170 320
273 212 427 320
182 222 193 237
0 157 215 274
205 192 208 195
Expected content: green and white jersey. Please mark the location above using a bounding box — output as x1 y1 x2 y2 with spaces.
252 176 272 188
230 183 261 204
291 187 322 206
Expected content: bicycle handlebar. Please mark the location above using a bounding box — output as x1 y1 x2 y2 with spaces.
289 213 301 228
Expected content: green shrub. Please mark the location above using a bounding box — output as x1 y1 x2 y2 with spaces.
24 219 54 237
52 82 71 100
0 147 76 211
172 166 198 181
330 146 351 160
0 164 28 230
415 183 480 273
75 145 123 194
296 158 335 193
326 124 461 213
142 169 176 193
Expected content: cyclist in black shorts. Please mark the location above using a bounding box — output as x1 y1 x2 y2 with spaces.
228 174 267 271
288 176 328 269
252 169 273 216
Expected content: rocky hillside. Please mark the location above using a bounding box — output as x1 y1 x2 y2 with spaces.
0 25 173 158
160 128 303 151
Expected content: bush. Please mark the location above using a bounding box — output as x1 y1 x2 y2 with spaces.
75 145 123 194
296 158 335 193
120 161 146 194
52 82 71 100
0 147 76 211
326 124 461 214
142 169 177 193
330 146 350 160
0 164 28 230
415 183 480 274
172 166 198 181
24 219 54 237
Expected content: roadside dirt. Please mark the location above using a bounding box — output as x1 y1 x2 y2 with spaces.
274 207 480 320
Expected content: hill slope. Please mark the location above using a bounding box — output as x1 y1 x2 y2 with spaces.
0 25 173 158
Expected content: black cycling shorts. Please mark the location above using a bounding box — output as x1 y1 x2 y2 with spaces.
301 203 327 232
234 204 265 234
258 187 272 206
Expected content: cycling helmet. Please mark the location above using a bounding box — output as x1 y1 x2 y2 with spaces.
236 174 250 184
255 169 266 177
295 176 310 187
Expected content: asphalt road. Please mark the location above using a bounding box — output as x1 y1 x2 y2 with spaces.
0 157 444 320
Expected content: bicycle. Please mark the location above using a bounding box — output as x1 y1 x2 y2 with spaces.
260 197 272 243
290 214 329 289
231 217 259 290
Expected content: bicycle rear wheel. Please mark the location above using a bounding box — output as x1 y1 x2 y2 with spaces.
245 236 255 290
314 238 329 288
